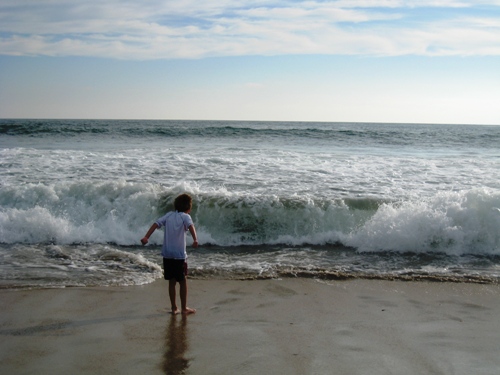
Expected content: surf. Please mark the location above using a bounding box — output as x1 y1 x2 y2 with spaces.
1 180 498 256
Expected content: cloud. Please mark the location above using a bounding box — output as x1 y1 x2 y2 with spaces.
0 0 499 59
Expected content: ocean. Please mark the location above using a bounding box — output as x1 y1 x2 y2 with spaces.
1 119 499 288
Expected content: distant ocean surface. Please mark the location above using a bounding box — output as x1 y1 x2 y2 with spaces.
1 119 499 288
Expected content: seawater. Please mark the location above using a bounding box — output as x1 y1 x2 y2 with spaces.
1 119 499 288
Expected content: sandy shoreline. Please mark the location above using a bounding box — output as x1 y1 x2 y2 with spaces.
1 278 499 375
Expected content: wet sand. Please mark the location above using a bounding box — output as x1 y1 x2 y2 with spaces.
1 278 499 374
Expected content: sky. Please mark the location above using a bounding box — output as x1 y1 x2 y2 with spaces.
0 0 499 125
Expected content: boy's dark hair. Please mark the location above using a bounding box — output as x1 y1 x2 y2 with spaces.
174 194 192 212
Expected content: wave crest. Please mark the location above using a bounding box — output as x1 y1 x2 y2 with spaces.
1 181 499 256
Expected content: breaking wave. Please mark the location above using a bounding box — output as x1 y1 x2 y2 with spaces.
1 181 499 256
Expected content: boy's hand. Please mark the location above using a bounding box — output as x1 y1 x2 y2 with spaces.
141 237 149 245
192 240 199 248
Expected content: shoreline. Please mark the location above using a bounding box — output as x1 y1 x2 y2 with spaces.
1 278 500 374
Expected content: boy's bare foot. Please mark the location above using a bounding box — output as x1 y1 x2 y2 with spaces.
170 308 180 315
182 307 196 315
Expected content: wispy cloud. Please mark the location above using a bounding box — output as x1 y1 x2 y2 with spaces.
0 0 499 59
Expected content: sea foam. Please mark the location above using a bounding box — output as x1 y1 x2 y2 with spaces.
1 180 498 256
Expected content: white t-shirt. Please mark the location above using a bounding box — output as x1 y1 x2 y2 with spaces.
155 211 193 259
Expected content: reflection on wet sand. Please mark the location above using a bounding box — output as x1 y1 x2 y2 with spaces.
162 315 190 375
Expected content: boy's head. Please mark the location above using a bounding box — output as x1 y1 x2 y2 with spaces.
174 193 192 213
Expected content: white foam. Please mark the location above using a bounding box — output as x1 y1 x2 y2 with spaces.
347 189 500 255
1 180 499 256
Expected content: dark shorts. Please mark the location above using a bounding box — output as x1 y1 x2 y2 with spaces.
163 258 187 282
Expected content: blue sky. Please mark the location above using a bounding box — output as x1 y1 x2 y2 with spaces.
0 0 499 124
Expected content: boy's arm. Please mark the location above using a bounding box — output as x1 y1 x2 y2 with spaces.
141 223 159 245
188 224 199 248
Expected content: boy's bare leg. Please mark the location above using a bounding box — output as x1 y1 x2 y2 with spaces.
179 279 196 314
169 279 179 314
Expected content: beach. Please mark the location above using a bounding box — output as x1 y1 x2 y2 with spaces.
1 278 499 375
1 120 500 374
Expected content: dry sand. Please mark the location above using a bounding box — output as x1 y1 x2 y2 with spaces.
1 278 499 375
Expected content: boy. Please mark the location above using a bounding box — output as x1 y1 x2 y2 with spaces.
141 193 198 315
